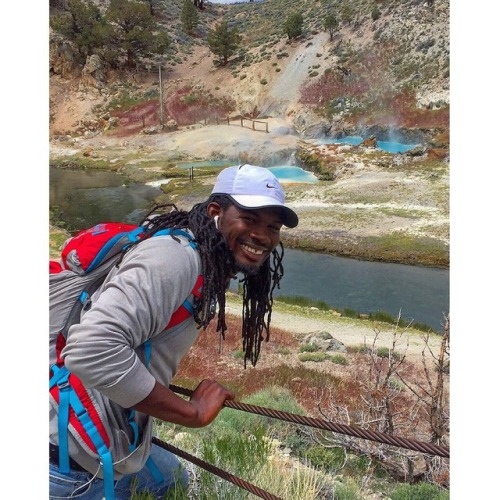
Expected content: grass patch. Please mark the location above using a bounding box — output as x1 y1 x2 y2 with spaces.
376 347 402 361
298 352 348 365
299 343 320 353
389 482 449 500
276 295 331 311
50 157 120 171
49 224 70 259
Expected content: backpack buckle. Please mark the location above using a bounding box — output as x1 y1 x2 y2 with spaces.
79 291 92 311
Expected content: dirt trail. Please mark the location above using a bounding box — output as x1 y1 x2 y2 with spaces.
225 297 444 364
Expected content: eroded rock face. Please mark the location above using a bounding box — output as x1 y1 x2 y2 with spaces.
49 40 80 78
81 54 106 89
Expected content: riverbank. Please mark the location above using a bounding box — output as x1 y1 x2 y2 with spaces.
50 119 449 268
49 222 445 367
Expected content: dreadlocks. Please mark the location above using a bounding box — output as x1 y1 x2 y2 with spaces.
123 195 285 367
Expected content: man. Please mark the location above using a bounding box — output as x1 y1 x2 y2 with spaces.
49 164 299 499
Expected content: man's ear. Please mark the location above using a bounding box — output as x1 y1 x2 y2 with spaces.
207 202 222 218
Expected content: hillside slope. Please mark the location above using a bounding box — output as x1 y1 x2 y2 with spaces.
49 0 449 268
49 0 449 138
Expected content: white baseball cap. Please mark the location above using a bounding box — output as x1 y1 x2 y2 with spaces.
211 164 299 228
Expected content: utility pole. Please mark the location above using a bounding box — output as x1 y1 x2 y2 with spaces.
158 65 164 128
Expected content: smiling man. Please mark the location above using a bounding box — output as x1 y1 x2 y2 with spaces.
209 164 298 272
49 164 298 499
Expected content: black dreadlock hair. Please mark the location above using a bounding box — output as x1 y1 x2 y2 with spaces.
122 195 285 367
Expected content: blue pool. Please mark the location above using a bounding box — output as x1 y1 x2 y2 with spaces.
268 165 318 183
177 161 318 183
318 136 419 153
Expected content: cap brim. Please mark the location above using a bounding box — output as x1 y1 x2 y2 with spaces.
230 195 299 228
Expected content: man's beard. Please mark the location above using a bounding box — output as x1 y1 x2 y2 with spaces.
233 262 261 276
229 252 267 277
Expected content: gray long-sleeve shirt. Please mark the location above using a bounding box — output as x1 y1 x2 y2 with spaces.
50 233 203 477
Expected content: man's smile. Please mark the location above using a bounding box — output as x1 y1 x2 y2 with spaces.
241 243 265 256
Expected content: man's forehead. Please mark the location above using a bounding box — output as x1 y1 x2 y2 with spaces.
232 204 284 224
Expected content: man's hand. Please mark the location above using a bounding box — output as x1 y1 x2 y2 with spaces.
133 379 234 428
189 379 235 427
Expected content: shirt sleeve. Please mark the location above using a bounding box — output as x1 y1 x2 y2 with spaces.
61 235 201 408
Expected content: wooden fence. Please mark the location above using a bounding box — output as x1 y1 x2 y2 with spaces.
198 116 269 133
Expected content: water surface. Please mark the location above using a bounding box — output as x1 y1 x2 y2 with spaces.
50 167 448 331
317 136 418 153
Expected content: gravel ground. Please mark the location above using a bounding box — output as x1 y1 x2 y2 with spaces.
225 297 445 365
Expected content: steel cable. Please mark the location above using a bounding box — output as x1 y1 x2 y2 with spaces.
152 437 282 500
169 384 449 459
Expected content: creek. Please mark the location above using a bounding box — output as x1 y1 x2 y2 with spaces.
50 167 449 332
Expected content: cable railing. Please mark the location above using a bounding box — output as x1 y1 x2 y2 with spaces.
156 384 449 499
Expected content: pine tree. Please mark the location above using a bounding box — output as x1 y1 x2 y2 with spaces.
106 0 169 68
181 0 199 34
324 13 338 41
283 12 303 40
50 0 107 63
207 21 241 66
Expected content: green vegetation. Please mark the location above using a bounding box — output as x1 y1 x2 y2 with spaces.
390 482 449 500
148 387 328 499
207 21 242 66
50 0 107 64
324 13 339 41
283 12 304 40
298 352 348 365
50 0 169 68
180 0 199 34
275 295 331 311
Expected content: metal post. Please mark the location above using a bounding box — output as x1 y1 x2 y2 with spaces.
158 65 164 128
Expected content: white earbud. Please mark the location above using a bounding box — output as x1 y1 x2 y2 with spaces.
214 215 219 229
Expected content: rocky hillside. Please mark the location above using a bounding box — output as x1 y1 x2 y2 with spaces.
49 0 449 269
49 0 449 140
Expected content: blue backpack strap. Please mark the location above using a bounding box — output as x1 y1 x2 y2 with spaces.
86 226 145 273
51 365 71 473
68 384 115 499
153 228 198 249
50 364 116 499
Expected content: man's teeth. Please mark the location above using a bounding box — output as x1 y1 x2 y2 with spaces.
242 244 264 255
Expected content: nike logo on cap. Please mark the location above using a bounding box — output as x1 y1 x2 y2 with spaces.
266 183 276 188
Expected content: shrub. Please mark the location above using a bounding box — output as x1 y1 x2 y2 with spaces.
299 352 328 362
381 347 404 361
303 445 345 472
390 482 449 500
333 479 364 500
300 343 320 353
233 349 244 359
371 6 381 21
330 354 348 365
276 346 291 355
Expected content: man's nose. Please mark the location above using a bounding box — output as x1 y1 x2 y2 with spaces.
249 224 272 244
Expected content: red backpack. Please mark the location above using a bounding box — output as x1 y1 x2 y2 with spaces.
49 222 203 499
